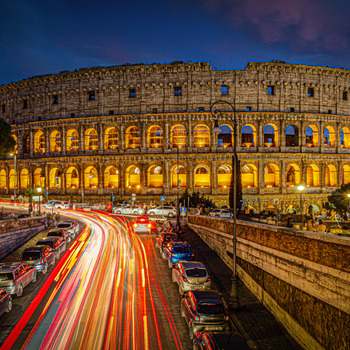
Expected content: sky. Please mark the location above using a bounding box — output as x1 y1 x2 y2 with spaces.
1 0 350 85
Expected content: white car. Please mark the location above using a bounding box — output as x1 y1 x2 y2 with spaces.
147 206 176 217
56 220 80 238
208 209 222 217
113 206 145 215
219 210 231 218
54 201 70 209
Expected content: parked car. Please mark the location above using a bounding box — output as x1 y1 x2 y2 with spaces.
47 228 71 242
57 220 80 237
36 236 66 258
208 209 222 217
172 261 211 295
16 213 31 219
163 241 194 268
147 206 176 217
54 201 70 209
156 233 178 253
193 331 249 350
181 290 231 339
132 216 152 233
21 246 56 274
219 210 231 218
114 206 145 215
0 288 12 316
0 263 37 296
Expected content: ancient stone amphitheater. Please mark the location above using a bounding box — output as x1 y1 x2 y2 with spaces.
1 60 350 212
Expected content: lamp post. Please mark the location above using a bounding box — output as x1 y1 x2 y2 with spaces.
37 187 42 216
297 184 305 225
210 100 240 309
10 153 17 200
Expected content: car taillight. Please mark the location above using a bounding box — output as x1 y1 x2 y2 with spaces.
207 275 211 282
225 315 229 321
171 253 176 257
133 224 138 228
147 224 151 228
182 276 189 283
194 315 200 322
12 280 16 286
191 253 194 257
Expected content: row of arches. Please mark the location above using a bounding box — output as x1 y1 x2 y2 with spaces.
16 124 350 154
1 163 349 190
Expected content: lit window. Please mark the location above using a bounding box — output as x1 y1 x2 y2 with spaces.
89 91 95 100
267 86 274 95
308 87 314 97
129 89 136 98
174 87 182 96
221 85 228 95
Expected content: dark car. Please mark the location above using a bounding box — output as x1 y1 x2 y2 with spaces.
0 288 12 316
193 331 250 350
36 236 66 258
47 228 71 242
156 233 178 253
163 241 194 268
21 246 56 274
17 213 31 219
181 290 231 339
56 220 79 238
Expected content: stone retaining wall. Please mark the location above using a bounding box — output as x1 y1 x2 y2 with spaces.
188 215 350 350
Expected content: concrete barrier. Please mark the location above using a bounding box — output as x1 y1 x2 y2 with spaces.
188 215 350 350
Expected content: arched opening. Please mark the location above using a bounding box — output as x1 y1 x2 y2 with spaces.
171 165 186 188
49 168 61 189
34 131 45 153
50 130 62 152
66 167 79 189
342 165 350 185
325 165 337 187
286 164 301 187
148 125 163 148
104 166 119 188
84 166 98 189
0 170 6 189
194 166 210 188
85 128 98 151
147 165 163 188
324 126 336 147
33 168 44 188
305 125 318 147
285 125 299 146
104 127 119 150
217 165 231 188
306 164 320 187
241 125 257 147
217 125 233 148
66 129 79 151
20 169 29 189
340 127 350 148
126 126 140 149
171 125 186 148
264 164 280 187
126 165 141 188
9 169 16 189
264 124 279 147
194 125 210 148
241 164 258 188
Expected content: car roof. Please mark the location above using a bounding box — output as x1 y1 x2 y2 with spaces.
49 229 65 233
23 246 45 252
171 241 190 247
192 290 223 304
58 220 74 224
180 261 205 270
203 332 249 349
0 263 23 271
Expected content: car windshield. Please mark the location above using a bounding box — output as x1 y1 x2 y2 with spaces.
186 268 207 278
197 303 223 314
0 272 14 281
48 231 62 237
173 246 191 253
22 251 41 261
37 241 53 248
57 223 71 228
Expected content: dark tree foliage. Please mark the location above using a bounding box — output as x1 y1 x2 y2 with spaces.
229 156 243 210
25 186 34 203
180 189 216 208
0 118 16 158
327 184 350 214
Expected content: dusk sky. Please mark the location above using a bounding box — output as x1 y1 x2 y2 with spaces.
1 0 350 85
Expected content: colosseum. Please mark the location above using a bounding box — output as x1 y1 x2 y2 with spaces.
1 60 350 213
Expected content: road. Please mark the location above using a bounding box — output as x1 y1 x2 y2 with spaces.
0 210 192 350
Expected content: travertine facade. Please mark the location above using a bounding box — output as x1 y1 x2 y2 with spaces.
1 60 350 212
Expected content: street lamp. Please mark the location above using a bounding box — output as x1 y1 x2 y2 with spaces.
297 184 305 226
37 187 42 216
10 152 17 200
210 100 240 309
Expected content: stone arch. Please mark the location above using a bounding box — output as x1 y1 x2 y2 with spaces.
217 164 231 188
241 164 258 188
193 124 210 148
171 124 186 148
217 125 233 148
84 166 98 189
194 165 210 188
306 164 320 187
286 164 301 187
342 165 350 185
264 164 280 187
325 164 337 187
104 166 119 188
0 169 6 189
126 165 141 189
241 124 257 147
104 127 119 150
49 168 62 189
147 125 163 148
33 168 44 188
171 165 186 188
324 126 336 147
305 125 318 147
34 130 45 153
126 126 140 149
340 127 350 148
66 129 79 151
20 168 29 189
85 128 98 151
147 165 163 188
263 123 279 147
285 125 299 147
66 167 79 189
9 169 16 189
50 130 62 152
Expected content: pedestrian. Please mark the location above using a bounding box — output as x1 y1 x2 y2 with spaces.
306 216 314 232
28 202 33 215
315 219 327 234
53 212 57 226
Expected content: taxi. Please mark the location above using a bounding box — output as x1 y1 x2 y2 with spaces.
133 215 152 234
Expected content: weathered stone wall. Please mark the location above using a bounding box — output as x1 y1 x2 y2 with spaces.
188 215 350 350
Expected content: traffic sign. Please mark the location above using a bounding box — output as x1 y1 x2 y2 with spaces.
112 195 115 201
132 193 136 198
46 191 49 196
49 201 55 207
160 196 165 201
180 207 187 213
257 197 261 202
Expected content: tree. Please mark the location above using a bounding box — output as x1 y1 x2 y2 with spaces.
25 186 34 203
229 156 243 210
327 183 350 214
179 189 216 208
0 118 16 158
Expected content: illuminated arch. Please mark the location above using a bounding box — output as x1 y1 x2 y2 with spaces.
325 165 337 187
171 125 186 148
285 125 299 146
194 125 210 148
66 167 79 189
50 130 62 152
340 127 350 148
263 124 279 147
85 128 98 151
104 127 119 150
241 164 258 188
342 165 350 185
34 130 45 153
84 166 98 189
241 125 257 147
194 165 210 188
104 166 119 188
20 169 29 189
171 165 186 188
147 165 163 188
9 169 16 189
217 125 233 148
305 125 318 147
148 125 163 148
33 168 44 188
286 164 301 187
306 164 320 187
0 169 6 189
126 165 141 189
49 168 61 189
324 126 335 147
217 164 231 188
66 129 79 151
126 126 140 149
264 164 280 187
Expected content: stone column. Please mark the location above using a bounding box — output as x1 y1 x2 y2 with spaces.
164 122 170 151
98 123 104 153
119 124 125 153
62 125 66 155
30 128 34 157
188 121 193 148
61 166 66 195
280 119 285 147
80 125 85 152
258 121 263 147
119 163 125 196
188 162 194 191
212 161 217 193
259 161 264 189
98 163 103 194
164 160 170 195
141 123 147 151
45 128 50 154
338 161 343 185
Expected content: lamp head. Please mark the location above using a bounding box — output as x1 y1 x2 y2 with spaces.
347 194 350 198
212 120 221 133
37 187 42 193
297 185 305 191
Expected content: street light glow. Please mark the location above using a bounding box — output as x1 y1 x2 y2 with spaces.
297 185 305 191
